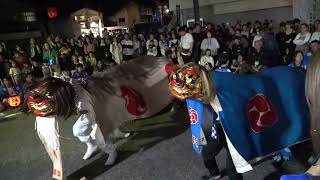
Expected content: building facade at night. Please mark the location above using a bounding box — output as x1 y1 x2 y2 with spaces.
169 0 320 26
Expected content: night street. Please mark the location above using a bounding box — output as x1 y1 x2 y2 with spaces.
0 108 309 180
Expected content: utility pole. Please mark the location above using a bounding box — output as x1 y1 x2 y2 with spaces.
193 0 200 24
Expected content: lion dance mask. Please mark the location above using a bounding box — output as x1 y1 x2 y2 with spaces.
169 64 204 100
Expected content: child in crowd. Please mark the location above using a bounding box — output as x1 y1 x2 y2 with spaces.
232 53 256 74
9 62 22 85
215 52 231 73
88 52 97 67
22 63 33 76
159 34 169 57
0 78 22 107
22 73 35 95
79 56 93 76
166 46 179 64
71 55 79 75
96 61 105 72
72 64 88 81
199 49 215 71
288 50 306 72
42 62 52 78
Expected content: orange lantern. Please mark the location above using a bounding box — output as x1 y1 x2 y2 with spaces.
7 96 22 108
48 7 58 19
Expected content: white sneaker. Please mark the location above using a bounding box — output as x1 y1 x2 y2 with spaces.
83 143 98 160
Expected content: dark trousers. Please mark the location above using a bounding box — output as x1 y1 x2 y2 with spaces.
202 124 243 180
181 54 193 64
123 55 133 61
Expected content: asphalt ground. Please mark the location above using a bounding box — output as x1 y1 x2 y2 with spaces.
0 107 311 180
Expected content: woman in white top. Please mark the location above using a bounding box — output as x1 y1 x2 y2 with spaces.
252 27 262 47
293 23 311 53
110 37 123 65
199 49 215 71
146 40 158 56
200 31 220 56
310 23 320 42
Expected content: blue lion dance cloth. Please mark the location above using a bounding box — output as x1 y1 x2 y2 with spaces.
187 66 310 161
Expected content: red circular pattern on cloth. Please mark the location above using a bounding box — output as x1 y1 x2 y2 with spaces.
188 107 198 124
247 94 278 133
120 86 147 116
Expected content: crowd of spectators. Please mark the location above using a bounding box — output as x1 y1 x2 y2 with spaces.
0 18 320 110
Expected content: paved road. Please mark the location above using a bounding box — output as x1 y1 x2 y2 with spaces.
0 109 309 180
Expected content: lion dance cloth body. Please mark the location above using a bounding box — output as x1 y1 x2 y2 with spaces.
26 56 173 180
169 64 310 173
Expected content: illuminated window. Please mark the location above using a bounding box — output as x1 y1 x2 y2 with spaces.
21 12 37 22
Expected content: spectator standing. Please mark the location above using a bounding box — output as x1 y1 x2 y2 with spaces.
83 37 95 55
132 34 142 57
75 39 85 56
178 27 194 63
278 22 296 65
121 33 134 61
29 38 42 77
201 31 220 56
229 36 246 60
193 24 203 61
110 37 123 65
310 23 320 42
96 38 109 63
43 43 59 73
138 34 147 54
241 24 250 38
293 23 311 53
261 27 279 66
